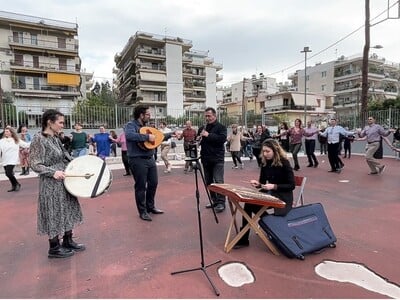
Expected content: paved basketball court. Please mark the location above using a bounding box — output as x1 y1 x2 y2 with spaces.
0 154 399 298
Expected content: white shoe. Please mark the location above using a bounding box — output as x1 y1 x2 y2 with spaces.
378 165 386 174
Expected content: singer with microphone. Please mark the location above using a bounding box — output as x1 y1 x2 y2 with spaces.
198 107 227 213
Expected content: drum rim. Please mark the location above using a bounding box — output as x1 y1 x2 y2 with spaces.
64 155 113 198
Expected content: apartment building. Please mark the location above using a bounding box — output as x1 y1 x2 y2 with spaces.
80 69 94 100
333 54 399 114
220 74 278 118
113 31 223 118
263 91 335 126
0 11 81 125
289 54 400 115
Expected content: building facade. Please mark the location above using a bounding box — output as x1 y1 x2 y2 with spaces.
263 91 335 126
0 11 82 126
113 31 222 118
289 54 400 115
220 74 279 117
333 54 399 114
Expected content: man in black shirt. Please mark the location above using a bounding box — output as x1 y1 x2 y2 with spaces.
198 107 227 213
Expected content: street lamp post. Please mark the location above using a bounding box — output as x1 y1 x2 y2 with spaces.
301 46 312 125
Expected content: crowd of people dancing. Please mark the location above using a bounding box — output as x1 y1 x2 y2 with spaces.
1 109 400 259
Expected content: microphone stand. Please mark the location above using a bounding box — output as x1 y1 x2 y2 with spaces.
171 156 221 296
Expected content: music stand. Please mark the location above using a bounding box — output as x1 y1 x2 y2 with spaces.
171 157 221 296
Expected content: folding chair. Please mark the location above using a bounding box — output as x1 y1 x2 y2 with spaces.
293 175 306 207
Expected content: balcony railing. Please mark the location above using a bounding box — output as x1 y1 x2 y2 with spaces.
8 36 78 53
10 60 80 72
136 48 165 56
12 82 80 93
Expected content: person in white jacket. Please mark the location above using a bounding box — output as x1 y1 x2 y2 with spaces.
0 126 29 192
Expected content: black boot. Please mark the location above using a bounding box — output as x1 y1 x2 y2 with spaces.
48 236 74 258
62 230 86 251
24 167 30 175
7 185 16 192
20 167 26 176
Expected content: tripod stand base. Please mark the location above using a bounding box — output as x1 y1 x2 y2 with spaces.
171 259 222 296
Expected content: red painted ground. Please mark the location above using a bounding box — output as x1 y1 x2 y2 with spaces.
0 155 399 298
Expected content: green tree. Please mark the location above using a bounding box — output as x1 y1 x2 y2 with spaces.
88 81 116 106
368 96 400 111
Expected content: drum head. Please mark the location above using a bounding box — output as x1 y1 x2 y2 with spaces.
64 155 112 198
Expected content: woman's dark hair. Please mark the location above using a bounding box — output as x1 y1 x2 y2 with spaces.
41 109 64 131
17 124 27 134
294 118 302 128
134 105 149 119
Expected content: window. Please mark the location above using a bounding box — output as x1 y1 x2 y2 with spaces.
58 37 66 49
18 76 26 89
321 71 327 78
306 75 310 81
33 56 39 68
14 53 23 66
321 84 326 91
31 34 38 45
59 58 67 70
13 31 23 43
283 98 289 107
33 77 40 90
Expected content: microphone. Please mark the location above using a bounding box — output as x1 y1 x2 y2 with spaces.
197 123 207 143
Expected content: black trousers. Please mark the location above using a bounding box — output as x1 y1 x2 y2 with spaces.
129 157 158 214
121 150 130 174
327 143 341 170
305 140 318 165
4 165 18 187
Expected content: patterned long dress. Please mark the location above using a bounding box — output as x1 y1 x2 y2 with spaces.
29 132 83 238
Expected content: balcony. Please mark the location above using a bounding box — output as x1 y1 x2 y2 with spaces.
11 82 80 96
8 36 78 56
135 48 165 60
10 60 80 74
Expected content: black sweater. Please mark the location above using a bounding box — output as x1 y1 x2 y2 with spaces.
198 121 227 162
259 158 295 215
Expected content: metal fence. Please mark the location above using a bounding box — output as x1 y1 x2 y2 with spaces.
336 108 400 129
1 102 399 131
0 103 237 130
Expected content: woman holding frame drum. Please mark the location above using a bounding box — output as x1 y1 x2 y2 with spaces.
30 109 85 259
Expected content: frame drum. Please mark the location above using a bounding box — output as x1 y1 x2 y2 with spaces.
64 155 112 198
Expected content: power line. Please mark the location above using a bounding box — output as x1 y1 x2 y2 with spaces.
263 1 399 78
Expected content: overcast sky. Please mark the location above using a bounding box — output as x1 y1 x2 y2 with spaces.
3 0 400 86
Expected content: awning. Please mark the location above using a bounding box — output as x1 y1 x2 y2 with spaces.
47 73 80 86
140 72 167 82
291 93 319 107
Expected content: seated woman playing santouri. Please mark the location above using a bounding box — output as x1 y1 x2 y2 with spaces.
234 138 295 249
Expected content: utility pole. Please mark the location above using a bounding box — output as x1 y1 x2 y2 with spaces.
360 0 370 121
301 46 312 125
242 78 246 127
0 78 4 128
